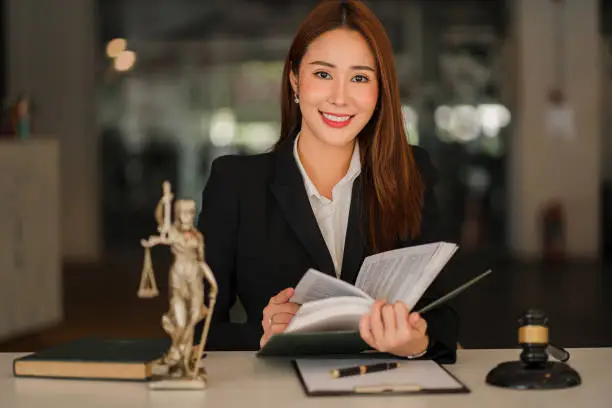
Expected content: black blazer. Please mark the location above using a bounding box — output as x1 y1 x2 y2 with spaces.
195 132 459 363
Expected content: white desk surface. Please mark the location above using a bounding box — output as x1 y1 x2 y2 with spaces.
2 349 611 408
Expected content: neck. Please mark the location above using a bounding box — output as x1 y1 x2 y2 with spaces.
176 222 192 231
297 129 355 199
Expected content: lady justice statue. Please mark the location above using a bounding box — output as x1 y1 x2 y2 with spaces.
138 181 218 390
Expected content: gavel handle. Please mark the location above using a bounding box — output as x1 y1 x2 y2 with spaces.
547 343 570 362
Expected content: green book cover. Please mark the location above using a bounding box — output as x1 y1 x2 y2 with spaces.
256 331 373 358
13 337 171 381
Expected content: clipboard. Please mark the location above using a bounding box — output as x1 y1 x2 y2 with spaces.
292 358 470 396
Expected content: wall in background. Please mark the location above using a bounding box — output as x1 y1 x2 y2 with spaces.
0 0 5 105
7 0 100 262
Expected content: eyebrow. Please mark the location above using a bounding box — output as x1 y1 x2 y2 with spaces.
308 60 376 72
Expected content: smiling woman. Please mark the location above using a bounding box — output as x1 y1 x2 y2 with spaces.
278 0 423 252
286 27 378 200
195 0 459 363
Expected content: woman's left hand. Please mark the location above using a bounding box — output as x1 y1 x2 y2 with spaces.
359 299 429 357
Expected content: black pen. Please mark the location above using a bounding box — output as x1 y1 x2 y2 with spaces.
330 362 400 378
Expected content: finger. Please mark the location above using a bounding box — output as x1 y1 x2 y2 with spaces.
264 300 297 317
270 287 295 304
359 314 377 349
275 302 300 315
408 312 427 338
269 312 295 325
381 304 397 334
369 300 385 344
259 334 269 348
261 304 275 326
409 312 424 329
262 303 299 329
394 302 410 338
410 313 428 334
269 323 288 334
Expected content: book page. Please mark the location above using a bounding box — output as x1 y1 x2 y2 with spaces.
355 243 457 309
285 297 373 333
291 269 372 305
355 243 439 302
293 296 373 320
398 243 458 309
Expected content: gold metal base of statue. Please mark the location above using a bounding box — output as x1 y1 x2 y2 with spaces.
149 377 207 390
148 362 208 390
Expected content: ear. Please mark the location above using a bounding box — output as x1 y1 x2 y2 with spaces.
289 69 299 95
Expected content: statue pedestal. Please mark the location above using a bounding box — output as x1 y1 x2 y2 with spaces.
149 363 207 390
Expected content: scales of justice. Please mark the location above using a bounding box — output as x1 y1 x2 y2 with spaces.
137 181 218 390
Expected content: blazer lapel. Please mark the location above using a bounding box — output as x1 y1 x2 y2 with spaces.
340 175 367 285
270 134 336 277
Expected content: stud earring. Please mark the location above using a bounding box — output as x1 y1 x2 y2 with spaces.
294 93 299 104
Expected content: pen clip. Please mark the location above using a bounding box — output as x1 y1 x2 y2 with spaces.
354 384 422 393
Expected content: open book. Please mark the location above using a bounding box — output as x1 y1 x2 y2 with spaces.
283 242 458 334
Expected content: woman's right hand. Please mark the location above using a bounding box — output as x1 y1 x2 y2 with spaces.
260 287 300 348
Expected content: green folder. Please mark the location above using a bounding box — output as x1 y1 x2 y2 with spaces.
257 331 370 358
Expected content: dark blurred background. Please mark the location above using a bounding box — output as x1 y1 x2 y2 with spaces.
0 0 610 352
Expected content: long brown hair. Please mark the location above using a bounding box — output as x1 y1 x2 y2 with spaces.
274 0 424 253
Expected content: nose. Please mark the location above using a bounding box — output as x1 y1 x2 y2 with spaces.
329 79 348 106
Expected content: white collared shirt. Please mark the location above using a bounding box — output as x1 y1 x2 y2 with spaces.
293 133 361 278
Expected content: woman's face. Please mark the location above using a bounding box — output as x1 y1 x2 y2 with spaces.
291 27 379 149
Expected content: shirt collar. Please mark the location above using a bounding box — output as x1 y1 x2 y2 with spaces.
293 132 361 200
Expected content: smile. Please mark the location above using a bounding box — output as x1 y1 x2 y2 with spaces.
319 111 354 128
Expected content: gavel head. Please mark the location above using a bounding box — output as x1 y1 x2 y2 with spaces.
518 309 549 366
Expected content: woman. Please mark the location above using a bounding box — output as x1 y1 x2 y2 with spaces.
196 0 458 362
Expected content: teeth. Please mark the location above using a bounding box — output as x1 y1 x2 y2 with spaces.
322 113 351 122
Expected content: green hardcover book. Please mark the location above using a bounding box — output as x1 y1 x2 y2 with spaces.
257 266 492 359
13 337 171 381
256 243 460 358
256 331 406 360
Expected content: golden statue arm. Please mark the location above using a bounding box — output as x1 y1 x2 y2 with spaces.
191 238 218 378
141 235 169 248
155 181 174 239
